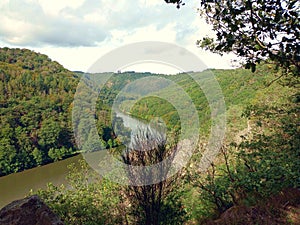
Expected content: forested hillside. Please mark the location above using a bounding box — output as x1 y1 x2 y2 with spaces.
0 47 294 178
1 47 298 224
0 48 79 176
36 63 300 224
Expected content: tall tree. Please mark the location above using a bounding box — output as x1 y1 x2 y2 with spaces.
165 0 300 75
121 128 186 225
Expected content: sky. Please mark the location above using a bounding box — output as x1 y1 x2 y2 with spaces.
0 0 237 74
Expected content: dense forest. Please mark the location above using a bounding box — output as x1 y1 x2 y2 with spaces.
0 48 79 176
1 0 298 223
36 59 299 224
0 47 267 176
0 47 299 224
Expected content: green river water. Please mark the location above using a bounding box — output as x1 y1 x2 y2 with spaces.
0 154 83 208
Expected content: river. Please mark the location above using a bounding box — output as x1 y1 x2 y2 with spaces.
0 112 160 209
0 154 83 209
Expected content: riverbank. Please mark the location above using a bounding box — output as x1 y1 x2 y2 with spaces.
0 154 83 208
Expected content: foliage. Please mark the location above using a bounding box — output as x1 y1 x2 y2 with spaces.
164 0 185 9
187 83 299 223
0 48 79 176
33 155 187 225
2 46 299 224
121 128 187 224
204 188 300 225
165 0 300 76
0 49 150 176
32 160 125 225
127 66 271 138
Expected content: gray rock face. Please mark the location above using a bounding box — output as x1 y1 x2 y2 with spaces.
0 195 64 225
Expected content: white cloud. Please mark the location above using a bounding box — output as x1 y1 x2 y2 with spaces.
0 0 237 72
0 0 198 47
0 0 111 46
38 0 85 15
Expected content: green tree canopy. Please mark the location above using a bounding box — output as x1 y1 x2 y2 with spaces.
165 0 300 75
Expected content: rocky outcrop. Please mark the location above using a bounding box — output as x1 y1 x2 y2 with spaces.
0 195 64 225
206 188 300 225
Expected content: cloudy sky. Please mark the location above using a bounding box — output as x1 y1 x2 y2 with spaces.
0 0 236 73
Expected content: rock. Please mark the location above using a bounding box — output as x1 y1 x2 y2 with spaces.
0 195 64 225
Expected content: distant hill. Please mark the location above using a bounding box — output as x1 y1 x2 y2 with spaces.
0 47 291 177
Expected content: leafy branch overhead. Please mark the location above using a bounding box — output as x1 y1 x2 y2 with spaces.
165 0 300 75
164 0 185 9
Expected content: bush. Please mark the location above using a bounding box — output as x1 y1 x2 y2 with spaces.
32 160 125 225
